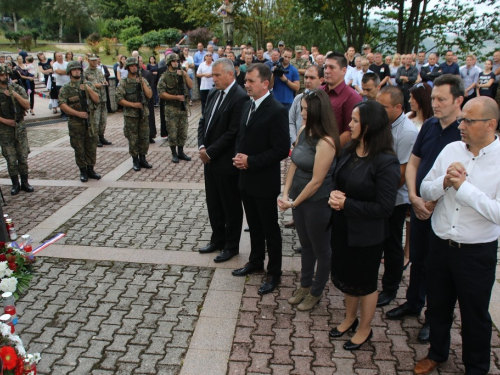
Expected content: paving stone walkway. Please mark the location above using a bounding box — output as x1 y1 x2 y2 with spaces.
0 103 498 374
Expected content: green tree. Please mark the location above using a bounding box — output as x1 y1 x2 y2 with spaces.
120 26 142 42
143 30 162 55
125 36 143 53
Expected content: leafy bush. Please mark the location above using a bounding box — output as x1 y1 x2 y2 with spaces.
159 28 181 46
143 31 162 56
125 36 143 54
20 35 33 51
4 31 20 46
120 16 142 30
30 29 41 47
120 26 141 43
86 33 101 54
187 28 213 47
100 37 113 55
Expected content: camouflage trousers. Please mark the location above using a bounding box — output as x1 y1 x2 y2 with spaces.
124 116 149 157
0 125 30 177
223 22 234 42
94 101 108 137
68 119 98 168
165 105 188 147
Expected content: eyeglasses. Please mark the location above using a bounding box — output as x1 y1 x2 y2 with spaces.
456 117 492 126
306 90 318 98
415 83 425 88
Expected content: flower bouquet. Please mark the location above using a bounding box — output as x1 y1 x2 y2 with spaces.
0 323 40 374
0 242 34 299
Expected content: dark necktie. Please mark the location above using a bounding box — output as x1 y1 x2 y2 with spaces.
246 101 256 126
206 90 225 134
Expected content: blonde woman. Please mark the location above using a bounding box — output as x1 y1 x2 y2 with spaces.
390 53 401 85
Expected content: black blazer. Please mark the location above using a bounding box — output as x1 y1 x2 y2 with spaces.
420 64 442 83
332 148 400 247
235 93 289 198
198 82 249 175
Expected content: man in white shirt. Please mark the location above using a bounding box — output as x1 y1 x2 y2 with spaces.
352 58 372 95
415 96 500 375
52 52 70 120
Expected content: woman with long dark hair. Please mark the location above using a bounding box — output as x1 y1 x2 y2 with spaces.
408 82 433 131
328 101 400 350
279 89 341 311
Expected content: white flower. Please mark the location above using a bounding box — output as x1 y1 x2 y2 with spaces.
0 277 17 293
0 322 11 336
0 261 7 279
4 269 13 277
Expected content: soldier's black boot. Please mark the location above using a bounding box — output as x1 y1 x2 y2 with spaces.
97 139 103 147
139 155 152 169
87 166 101 180
79 167 88 182
171 147 179 163
177 147 191 161
20 174 34 193
132 156 141 171
10 175 20 195
99 136 112 146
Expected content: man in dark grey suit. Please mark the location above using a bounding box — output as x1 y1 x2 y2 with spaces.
198 58 249 262
232 63 290 295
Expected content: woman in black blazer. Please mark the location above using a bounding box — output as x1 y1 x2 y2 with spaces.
328 101 400 351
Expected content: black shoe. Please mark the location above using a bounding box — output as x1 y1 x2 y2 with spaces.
343 330 373 351
61 114 67 121
418 322 430 343
199 243 222 254
79 167 88 182
149 138 155 143
99 136 112 145
214 249 239 263
258 275 280 295
20 174 34 193
386 303 420 320
177 147 191 161
87 166 101 180
171 147 179 163
10 175 20 195
97 141 103 147
377 291 396 307
139 155 153 169
329 318 359 338
403 259 410 271
132 156 141 171
295 247 302 254
232 263 264 277
244 226 250 232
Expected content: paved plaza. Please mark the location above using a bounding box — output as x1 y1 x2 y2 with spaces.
0 98 499 374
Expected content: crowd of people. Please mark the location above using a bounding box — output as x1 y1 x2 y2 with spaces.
193 41 500 375
1 40 499 375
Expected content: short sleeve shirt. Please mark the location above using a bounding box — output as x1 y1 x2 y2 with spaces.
272 64 299 105
412 117 461 196
369 63 391 83
477 71 496 97
53 61 70 86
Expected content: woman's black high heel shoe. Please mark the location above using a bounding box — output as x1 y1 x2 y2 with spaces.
329 318 359 338
343 329 373 350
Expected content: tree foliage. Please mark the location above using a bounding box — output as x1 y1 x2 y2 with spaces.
125 36 143 54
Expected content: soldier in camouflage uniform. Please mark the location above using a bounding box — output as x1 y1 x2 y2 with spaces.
290 46 311 95
84 53 112 147
115 57 153 171
0 64 34 195
158 53 193 163
58 61 102 183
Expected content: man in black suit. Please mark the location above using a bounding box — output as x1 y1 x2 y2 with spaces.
232 64 289 295
419 53 442 87
198 58 249 262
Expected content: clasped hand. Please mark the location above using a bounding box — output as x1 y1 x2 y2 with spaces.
277 195 292 211
444 162 466 190
329 190 346 211
232 153 248 169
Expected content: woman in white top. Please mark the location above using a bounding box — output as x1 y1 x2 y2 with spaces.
407 82 433 132
181 47 195 106
116 55 128 82
196 52 214 114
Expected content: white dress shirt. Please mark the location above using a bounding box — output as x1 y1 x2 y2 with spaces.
420 137 500 243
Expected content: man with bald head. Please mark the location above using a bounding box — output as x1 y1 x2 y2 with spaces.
415 96 500 375
420 53 442 87
315 54 325 67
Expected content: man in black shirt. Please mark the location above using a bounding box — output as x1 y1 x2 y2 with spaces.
369 52 391 88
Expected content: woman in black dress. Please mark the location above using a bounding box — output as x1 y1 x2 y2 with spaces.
328 100 400 350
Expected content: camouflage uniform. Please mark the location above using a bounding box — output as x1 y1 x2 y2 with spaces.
0 82 30 177
115 75 151 158
84 57 108 140
59 79 99 168
157 69 188 148
290 57 310 95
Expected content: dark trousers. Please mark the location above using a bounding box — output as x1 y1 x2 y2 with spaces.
205 164 243 250
148 100 156 139
160 99 167 137
381 204 409 295
406 208 432 313
462 91 477 108
426 231 497 375
292 197 331 297
200 90 209 115
105 85 113 113
240 190 282 276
